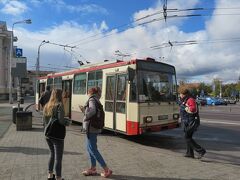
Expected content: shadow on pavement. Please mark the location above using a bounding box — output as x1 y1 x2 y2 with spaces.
107 174 206 180
0 146 82 155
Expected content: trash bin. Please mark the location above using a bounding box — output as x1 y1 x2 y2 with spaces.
16 111 32 131
12 106 23 124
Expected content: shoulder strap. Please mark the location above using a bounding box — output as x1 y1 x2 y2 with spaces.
89 96 101 107
182 96 189 105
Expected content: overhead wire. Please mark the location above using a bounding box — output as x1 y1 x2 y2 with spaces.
65 6 240 48
37 3 240 82
151 37 240 49
30 65 71 71
35 4 240 66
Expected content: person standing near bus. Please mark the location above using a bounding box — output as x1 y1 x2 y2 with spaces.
43 89 71 180
79 87 112 178
179 87 206 159
39 85 52 127
39 85 51 108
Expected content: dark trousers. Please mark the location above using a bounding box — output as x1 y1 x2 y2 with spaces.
46 138 64 177
184 127 204 156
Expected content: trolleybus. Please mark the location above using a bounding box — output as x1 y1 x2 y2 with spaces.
36 57 180 135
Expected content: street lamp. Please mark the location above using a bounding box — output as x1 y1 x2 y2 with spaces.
36 40 49 78
9 19 32 104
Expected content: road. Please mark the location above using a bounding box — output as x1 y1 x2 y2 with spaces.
142 103 240 166
1 98 240 167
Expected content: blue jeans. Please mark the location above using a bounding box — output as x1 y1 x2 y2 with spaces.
86 133 106 168
46 138 64 177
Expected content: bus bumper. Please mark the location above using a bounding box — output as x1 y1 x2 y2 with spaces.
139 122 180 134
127 120 180 135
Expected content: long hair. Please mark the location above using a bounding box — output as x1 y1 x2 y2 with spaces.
43 89 62 117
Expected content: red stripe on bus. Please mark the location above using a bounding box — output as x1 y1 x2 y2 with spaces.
39 60 137 79
126 120 139 135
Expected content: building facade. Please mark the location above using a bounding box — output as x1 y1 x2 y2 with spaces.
0 21 11 100
0 21 29 100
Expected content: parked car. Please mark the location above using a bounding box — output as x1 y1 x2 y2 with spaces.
229 98 237 104
196 97 207 106
215 98 228 105
205 97 222 105
225 97 237 104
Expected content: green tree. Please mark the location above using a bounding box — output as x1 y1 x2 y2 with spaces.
199 82 212 96
212 79 221 97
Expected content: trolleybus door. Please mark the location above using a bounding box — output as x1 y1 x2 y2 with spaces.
38 82 46 111
62 80 72 118
105 73 127 133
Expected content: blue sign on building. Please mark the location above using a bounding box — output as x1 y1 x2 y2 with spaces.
16 48 23 57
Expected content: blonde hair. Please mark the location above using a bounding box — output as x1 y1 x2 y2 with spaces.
43 89 62 117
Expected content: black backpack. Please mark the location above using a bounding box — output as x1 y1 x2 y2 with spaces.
44 105 66 140
89 97 105 129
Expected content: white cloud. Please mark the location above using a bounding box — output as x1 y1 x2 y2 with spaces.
0 0 28 16
133 0 200 27
12 0 240 83
99 21 108 31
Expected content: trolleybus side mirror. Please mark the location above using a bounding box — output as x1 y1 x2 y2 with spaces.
128 67 135 82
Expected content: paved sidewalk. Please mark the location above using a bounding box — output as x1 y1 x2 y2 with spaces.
0 108 240 179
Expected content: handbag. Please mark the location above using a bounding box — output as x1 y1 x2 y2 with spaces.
44 105 66 140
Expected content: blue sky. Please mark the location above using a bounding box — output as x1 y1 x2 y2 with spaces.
0 0 240 83
0 0 212 32
1 0 161 31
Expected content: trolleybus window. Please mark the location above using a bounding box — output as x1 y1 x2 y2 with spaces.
54 77 62 89
129 71 137 102
138 71 175 102
73 73 86 94
116 74 127 113
172 74 177 100
87 71 103 90
39 83 46 96
47 78 53 91
105 76 115 112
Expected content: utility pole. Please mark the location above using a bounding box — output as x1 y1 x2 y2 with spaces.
8 19 31 104
36 40 49 79
219 80 222 98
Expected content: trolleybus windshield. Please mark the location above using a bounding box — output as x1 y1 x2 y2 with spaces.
138 71 177 102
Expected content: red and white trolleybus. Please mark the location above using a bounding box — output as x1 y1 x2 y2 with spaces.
36 57 180 135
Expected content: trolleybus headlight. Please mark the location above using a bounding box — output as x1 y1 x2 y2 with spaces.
173 113 179 120
144 116 153 123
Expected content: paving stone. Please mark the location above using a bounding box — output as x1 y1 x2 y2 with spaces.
0 105 240 180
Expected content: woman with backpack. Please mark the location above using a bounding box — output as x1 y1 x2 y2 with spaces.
43 89 71 180
79 87 112 178
179 87 206 159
